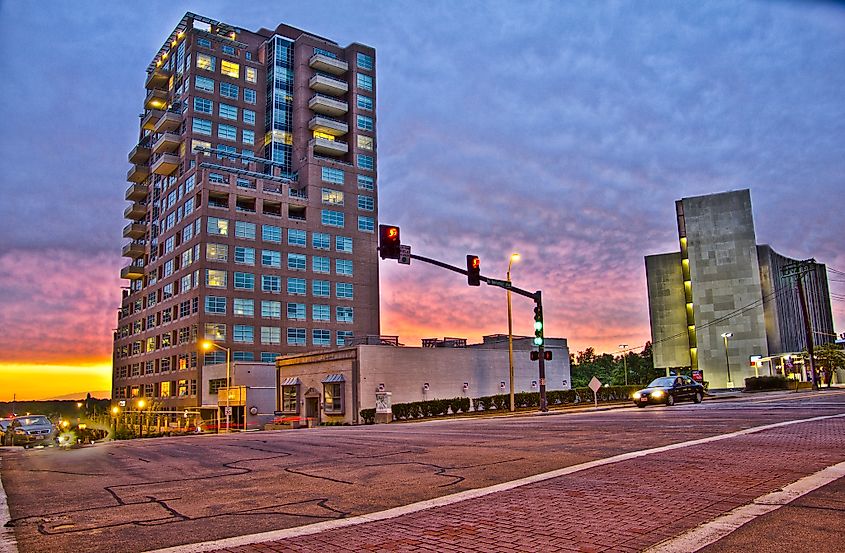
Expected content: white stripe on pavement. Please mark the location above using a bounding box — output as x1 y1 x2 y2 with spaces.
147 412 845 553
0 459 18 553
645 459 845 553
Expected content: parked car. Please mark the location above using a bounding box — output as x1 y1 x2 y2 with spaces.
5 415 57 447
0 418 12 445
632 376 704 407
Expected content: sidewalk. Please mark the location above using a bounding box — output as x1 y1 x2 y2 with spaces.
160 414 845 553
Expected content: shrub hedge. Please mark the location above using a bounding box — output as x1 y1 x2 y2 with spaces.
744 376 789 391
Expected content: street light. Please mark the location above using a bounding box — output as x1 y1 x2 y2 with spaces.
721 332 734 389
202 340 231 432
111 406 119 438
618 344 629 386
507 253 520 412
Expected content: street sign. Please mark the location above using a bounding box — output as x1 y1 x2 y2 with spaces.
588 376 602 393
118 400 126 407
398 245 411 265
487 278 512 289
224 406 233 416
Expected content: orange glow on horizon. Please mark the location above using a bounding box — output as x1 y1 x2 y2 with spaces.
0 361 112 401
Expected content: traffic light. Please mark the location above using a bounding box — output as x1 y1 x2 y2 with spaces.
544 350 553 361
530 351 539 361
466 255 480 286
533 305 544 346
379 225 400 259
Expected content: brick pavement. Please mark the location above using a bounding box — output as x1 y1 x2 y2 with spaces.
206 416 845 553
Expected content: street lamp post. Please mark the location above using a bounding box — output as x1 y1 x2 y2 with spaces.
721 332 734 389
202 341 232 432
619 344 629 386
507 253 520 412
137 399 146 438
111 406 119 439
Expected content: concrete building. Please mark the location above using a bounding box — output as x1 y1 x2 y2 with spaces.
200 362 277 429
645 190 835 388
276 336 572 425
112 12 380 415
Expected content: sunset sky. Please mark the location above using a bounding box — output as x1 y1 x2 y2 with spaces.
1 1 843 401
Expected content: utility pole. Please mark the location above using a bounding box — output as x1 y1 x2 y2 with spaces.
783 260 818 390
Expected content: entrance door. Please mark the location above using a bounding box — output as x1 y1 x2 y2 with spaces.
306 397 319 423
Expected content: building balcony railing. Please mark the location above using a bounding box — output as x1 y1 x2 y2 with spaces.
310 137 348 157
124 202 148 221
128 140 151 164
125 183 148 201
153 110 182 133
144 89 168 110
122 241 146 259
126 164 150 184
145 67 170 90
151 152 180 176
308 94 348 117
309 73 348 96
120 264 145 280
313 153 354 167
308 53 348 75
152 132 181 155
141 109 164 131
308 115 348 137
122 222 147 239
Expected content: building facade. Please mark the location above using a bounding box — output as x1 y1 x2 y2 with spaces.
645 190 835 388
113 13 380 411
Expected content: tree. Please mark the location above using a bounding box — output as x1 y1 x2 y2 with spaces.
810 343 845 387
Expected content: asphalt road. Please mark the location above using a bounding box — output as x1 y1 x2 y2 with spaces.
1 390 844 553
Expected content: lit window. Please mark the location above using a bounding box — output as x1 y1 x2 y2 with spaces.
192 139 211 153
322 189 344 206
196 53 215 71
221 60 240 78
205 323 226 341
357 135 373 150
206 243 228 262
206 269 227 288
207 217 228 235
245 66 257 83
323 381 342 410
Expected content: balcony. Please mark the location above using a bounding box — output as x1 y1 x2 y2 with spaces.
122 241 146 259
128 141 151 164
126 164 150 184
309 94 348 117
154 111 181 133
308 115 348 137
152 132 180 154
309 53 348 75
309 73 348 96
151 153 179 176
122 222 147 239
310 137 348 157
124 202 148 221
145 67 170 90
120 264 145 280
141 109 164 131
125 183 148 201
144 89 168 110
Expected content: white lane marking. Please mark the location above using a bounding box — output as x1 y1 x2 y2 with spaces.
645 460 845 553
0 458 18 553
147 412 845 553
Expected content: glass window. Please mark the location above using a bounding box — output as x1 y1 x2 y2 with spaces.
336 236 353 253
206 243 228 261
314 329 332 347
245 66 257 83
336 306 354 323
357 52 373 70
313 232 330 250
233 298 254 317
357 115 373 131
233 351 254 361
204 296 226 314
195 75 215 93
357 195 374 211
221 44 235 55
261 351 277 363
197 37 211 48
220 82 239 99
337 330 354 346
262 275 282 293
234 246 255 265
287 277 306 295
357 94 373 110
357 135 374 150
321 210 344 228
336 282 354 299
206 269 227 288
262 249 281 268
288 253 306 271
221 60 240 78
243 109 256 125
313 256 330 273
288 228 306 246
356 72 373 91
194 97 213 114
207 217 229 235
262 224 282 243
262 300 281 319
219 103 238 120
218 123 237 141
192 118 212 135
313 280 330 297
234 271 254 290
358 216 374 233
235 221 256 239
357 175 374 191
261 326 281 345
242 129 254 145
287 302 306 320
281 384 298 412
313 304 330 321
287 328 306 346
321 167 344 185
322 189 344 206
205 323 226 341
244 88 256 104
196 53 216 71
323 381 342 411
233 324 253 343
336 259 353 276
357 154 374 170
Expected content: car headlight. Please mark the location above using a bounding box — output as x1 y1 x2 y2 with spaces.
633 392 641 399
652 390 664 398
14 429 25 435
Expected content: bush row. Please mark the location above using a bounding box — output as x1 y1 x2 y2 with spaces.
744 376 789 391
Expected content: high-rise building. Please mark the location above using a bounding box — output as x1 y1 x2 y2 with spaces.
113 13 380 413
645 190 834 388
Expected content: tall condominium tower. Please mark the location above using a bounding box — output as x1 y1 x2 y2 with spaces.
113 13 380 410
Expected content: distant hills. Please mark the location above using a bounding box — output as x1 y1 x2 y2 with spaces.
38 390 112 401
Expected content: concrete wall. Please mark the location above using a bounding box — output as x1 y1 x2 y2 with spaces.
202 362 277 428
646 252 691 370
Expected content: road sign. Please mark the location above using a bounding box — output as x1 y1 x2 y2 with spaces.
398 245 411 265
487 278 512 290
118 400 126 407
588 376 602 393
224 406 233 416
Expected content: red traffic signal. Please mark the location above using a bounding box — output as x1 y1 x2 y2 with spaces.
379 225 401 259
530 351 539 361
466 255 480 286
544 350 553 361
530 350 553 361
